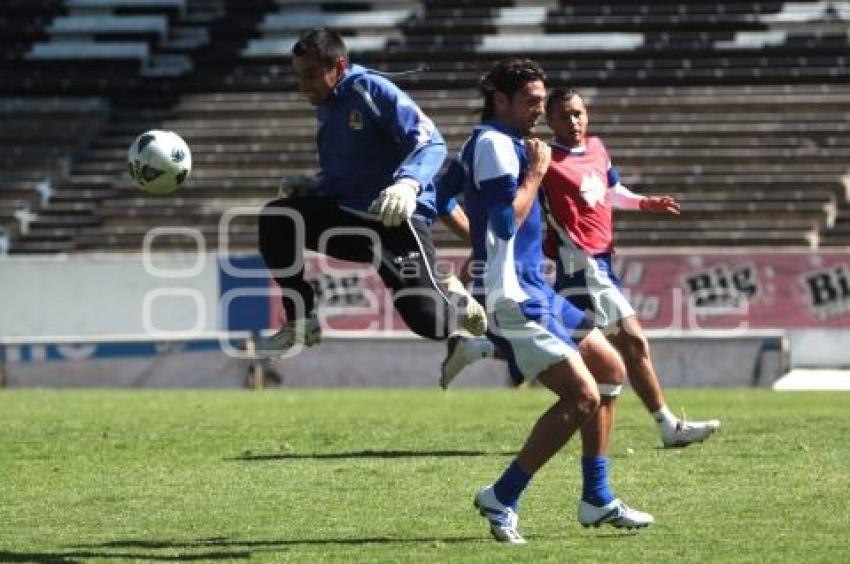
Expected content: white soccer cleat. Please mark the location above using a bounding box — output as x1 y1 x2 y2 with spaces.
473 486 526 544
439 274 487 336
254 313 322 357
440 335 491 389
661 418 721 448
577 498 654 530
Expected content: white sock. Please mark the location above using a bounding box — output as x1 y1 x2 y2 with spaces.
651 405 678 434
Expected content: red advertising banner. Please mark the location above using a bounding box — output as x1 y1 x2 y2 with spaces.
610 250 850 330
271 250 850 334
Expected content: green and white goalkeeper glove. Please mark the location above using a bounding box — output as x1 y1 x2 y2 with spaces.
368 178 419 227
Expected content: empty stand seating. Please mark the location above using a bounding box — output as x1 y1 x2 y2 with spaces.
244 0 419 57
1 0 849 253
0 97 109 252
0 1 65 62
2 0 231 95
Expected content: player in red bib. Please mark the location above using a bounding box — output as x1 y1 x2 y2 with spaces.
542 134 623 256
542 88 720 447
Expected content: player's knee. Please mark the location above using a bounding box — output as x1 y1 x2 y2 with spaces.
405 314 448 340
258 202 280 234
259 199 293 223
599 349 626 386
261 199 284 214
395 297 450 340
574 383 601 420
258 202 297 250
582 337 626 386
623 331 651 363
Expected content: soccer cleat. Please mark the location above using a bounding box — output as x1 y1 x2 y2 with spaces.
661 418 721 448
577 498 654 530
440 335 491 389
254 313 322 357
439 274 487 336
473 486 526 544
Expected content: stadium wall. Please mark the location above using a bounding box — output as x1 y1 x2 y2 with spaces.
2 249 848 338
0 254 220 337
0 332 785 389
1 336 250 388
0 250 846 388
257 332 786 389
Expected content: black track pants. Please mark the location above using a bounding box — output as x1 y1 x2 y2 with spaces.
258 196 452 340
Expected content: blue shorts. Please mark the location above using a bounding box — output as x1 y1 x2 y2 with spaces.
554 251 635 328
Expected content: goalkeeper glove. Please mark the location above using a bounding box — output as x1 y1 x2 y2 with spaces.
368 178 419 227
277 174 319 199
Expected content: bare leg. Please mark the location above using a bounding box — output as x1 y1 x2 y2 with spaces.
571 329 654 528
578 330 625 457
607 315 721 447
581 396 616 456
514 353 600 474
606 315 665 413
472 350 601 545
477 328 653 539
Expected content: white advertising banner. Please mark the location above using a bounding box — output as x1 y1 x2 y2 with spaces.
0 253 219 338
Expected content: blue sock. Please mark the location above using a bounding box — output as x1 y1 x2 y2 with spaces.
493 460 531 509
581 456 615 506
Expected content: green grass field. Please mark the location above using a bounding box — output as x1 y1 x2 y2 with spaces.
1 388 848 563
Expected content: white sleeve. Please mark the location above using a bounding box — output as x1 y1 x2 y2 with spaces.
611 182 645 211
473 132 519 186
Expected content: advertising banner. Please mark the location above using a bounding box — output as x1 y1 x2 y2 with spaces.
612 250 850 330
223 250 850 334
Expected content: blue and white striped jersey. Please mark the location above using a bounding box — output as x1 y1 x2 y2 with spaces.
459 121 549 308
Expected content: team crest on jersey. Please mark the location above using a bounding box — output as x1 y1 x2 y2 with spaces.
579 173 606 207
348 110 364 130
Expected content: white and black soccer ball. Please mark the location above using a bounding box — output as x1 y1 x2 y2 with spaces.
127 130 192 194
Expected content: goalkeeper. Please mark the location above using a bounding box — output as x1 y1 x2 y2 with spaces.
257 28 485 355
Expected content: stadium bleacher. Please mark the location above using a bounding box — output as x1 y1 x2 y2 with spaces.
0 96 110 252
1 0 849 253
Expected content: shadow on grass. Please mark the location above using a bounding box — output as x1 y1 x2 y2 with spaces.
3 535 492 563
0 548 248 563
592 530 643 539
228 448 516 461
18 535 487 561
80 535 484 549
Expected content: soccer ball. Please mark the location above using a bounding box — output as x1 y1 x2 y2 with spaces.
127 130 192 194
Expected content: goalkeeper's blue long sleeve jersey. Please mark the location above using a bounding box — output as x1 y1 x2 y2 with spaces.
313 64 447 222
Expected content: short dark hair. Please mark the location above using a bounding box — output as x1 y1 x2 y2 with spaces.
479 58 546 121
545 87 585 115
292 28 348 67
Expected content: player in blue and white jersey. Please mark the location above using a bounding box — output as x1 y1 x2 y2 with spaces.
256 28 484 354
459 58 653 544
439 89 720 448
